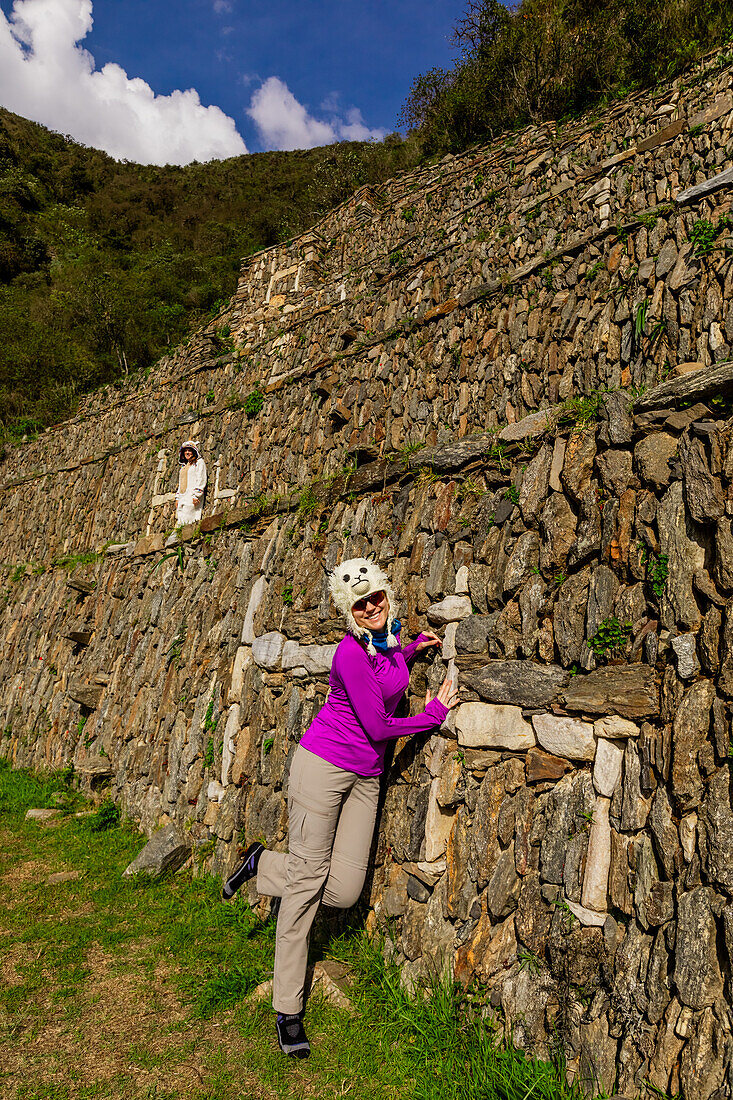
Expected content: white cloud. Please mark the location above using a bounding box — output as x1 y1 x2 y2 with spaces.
319 91 342 114
248 76 385 151
212 0 232 13
339 107 385 142
0 0 247 165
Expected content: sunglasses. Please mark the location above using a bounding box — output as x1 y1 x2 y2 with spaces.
352 590 386 613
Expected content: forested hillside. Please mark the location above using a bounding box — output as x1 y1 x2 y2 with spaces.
0 108 416 441
403 0 733 153
3 0 733 446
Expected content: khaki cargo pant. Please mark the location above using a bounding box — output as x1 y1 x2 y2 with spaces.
256 744 380 1014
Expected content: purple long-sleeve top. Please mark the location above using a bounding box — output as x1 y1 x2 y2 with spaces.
299 632 449 777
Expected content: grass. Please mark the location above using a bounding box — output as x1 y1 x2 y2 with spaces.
0 760 596 1100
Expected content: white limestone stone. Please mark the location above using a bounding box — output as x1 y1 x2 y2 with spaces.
281 641 337 674
533 713 596 760
680 812 697 863
454 566 469 595
25 808 61 822
241 575 267 644
424 777 456 861
581 797 611 912
221 704 240 787
207 780 226 802
229 646 252 702
426 595 473 625
442 622 459 659
671 633 699 679
455 702 535 751
417 857 447 877
593 738 624 797
565 897 607 927
593 715 640 739
251 631 286 670
428 736 448 778
549 437 566 491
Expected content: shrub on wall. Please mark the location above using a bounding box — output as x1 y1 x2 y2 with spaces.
402 0 733 154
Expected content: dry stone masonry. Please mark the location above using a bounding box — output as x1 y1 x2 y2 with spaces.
3 45 733 1099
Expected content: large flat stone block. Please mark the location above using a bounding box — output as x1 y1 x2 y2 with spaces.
455 702 535 751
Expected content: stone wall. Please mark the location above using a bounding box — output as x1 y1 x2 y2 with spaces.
3 46 733 1099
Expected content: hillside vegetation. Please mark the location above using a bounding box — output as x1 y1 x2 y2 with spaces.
403 0 733 153
0 109 416 441
2 0 733 444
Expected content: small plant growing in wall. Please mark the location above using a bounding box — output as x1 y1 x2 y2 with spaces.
689 215 733 257
518 951 541 975
150 544 188 576
647 552 669 598
297 486 319 520
401 206 415 223
203 738 215 768
166 623 186 667
556 393 603 432
244 385 264 418
204 700 218 735
282 584 294 606
485 440 509 471
211 325 234 353
588 617 633 659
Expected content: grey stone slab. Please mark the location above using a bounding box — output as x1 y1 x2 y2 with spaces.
675 164 733 207
671 678 714 811
561 665 659 718
674 887 723 1009
486 847 521 920
251 631 286 670
679 434 724 524
532 713 596 761
454 615 492 654
658 480 705 631
122 824 189 878
67 681 104 709
636 359 733 410
281 642 337 674
455 701 535 750
461 660 568 708
427 596 472 624
498 407 559 443
699 766 733 892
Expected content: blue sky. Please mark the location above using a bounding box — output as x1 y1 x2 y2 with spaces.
0 0 460 164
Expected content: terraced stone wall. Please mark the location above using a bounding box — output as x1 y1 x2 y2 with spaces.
3 47 733 1100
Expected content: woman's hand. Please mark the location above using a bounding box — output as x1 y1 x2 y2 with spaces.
425 676 460 711
415 630 442 653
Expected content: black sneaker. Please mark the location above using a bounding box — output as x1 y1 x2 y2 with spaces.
276 1012 310 1058
221 842 264 900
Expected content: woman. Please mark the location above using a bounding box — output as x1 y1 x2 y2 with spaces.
222 557 459 1058
175 440 207 526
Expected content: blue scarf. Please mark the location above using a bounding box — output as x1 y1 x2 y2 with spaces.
369 619 401 653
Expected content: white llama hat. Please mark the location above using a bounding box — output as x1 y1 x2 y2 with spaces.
329 557 398 656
